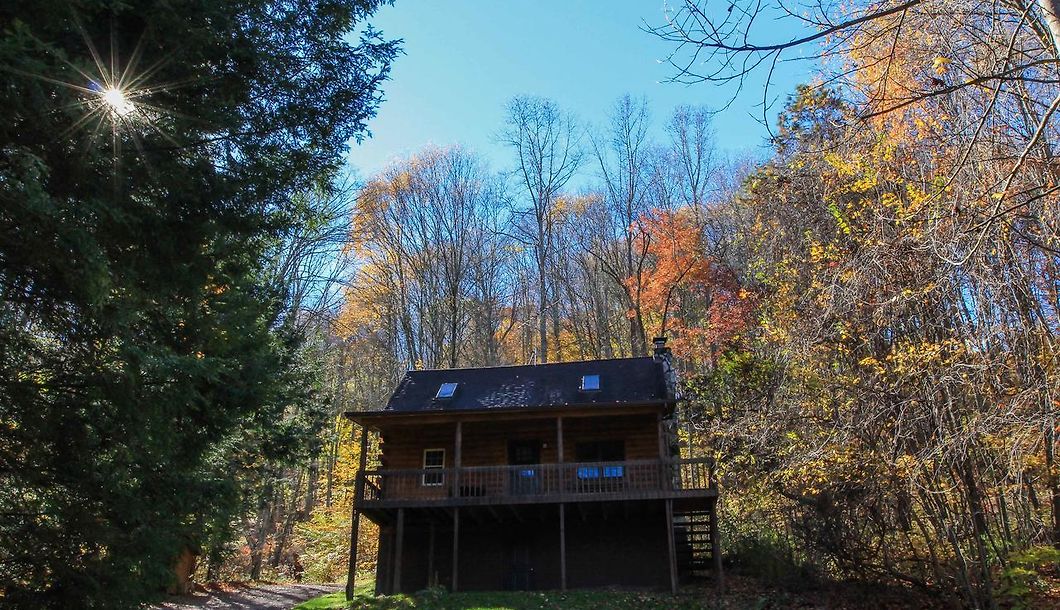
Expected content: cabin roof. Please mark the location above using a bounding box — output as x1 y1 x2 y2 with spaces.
378 357 670 414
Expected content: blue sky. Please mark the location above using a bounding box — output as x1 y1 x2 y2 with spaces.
347 1 814 183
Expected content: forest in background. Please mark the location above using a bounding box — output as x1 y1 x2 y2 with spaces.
240 2 1060 609
2 0 1059 608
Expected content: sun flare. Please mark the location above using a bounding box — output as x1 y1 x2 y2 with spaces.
101 86 135 118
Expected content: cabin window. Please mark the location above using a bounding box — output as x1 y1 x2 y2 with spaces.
575 440 625 479
580 374 600 391
422 448 445 486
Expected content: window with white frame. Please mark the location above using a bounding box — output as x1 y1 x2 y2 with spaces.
422 448 445 486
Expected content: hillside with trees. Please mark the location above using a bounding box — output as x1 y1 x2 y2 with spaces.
2 0 1059 608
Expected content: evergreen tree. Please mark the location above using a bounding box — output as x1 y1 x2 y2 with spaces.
0 1 397 607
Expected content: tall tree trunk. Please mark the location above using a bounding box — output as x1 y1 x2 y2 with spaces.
1038 0 1060 57
304 459 318 516
248 502 274 581
538 247 548 363
1045 415 1060 547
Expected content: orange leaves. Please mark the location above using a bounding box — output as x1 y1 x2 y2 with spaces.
629 207 753 364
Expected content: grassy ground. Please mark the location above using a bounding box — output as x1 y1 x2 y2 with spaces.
291 578 930 610
294 587 727 610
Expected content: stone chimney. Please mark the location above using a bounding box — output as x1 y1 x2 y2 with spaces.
652 337 678 400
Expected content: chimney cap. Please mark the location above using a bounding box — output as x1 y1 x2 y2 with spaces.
653 337 671 360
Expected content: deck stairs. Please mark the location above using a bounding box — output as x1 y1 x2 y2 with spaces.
673 509 715 580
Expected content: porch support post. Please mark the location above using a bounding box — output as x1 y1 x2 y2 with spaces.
452 421 463 497
557 416 567 590
392 507 405 593
711 498 724 593
665 499 678 594
427 521 436 588
658 412 672 491
451 507 460 591
345 425 369 600
559 503 567 590
556 416 564 463
658 412 667 459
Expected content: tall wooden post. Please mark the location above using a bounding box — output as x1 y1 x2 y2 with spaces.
392 507 405 593
657 412 667 459
345 425 369 600
451 508 460 591
427 521 436 588
658 413 672 491
665 499 678 594
557 417 567 590
556 417 564 463
452 421 462 497
559 503 567 590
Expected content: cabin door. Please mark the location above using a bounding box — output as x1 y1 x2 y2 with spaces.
508 440 541 495
506 540 533 590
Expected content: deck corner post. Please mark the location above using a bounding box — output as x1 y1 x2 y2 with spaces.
345 424 369 600
665 498 678 595
559 503 567 591
451 507 460 591
557 416 567 591
427 521 436 588
393 507 405 593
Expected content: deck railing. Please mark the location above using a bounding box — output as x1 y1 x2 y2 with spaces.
358 457 714 506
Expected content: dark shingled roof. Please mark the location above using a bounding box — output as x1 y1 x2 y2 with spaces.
383 357 671 413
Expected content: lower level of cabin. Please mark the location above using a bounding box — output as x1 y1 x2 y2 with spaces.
370 498 719 594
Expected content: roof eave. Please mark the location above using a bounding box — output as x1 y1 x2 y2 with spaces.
345 398 675 427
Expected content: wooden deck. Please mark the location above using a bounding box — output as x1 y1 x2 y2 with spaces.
357 457 716 509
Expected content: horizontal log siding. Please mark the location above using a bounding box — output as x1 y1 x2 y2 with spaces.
560 415 658 461
379 413 658 473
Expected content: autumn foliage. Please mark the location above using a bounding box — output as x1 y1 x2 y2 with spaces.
633 209 752 364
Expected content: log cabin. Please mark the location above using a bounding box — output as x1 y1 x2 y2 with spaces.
344 339 721 595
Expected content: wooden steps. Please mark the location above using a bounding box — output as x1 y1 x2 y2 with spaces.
672 508 716 580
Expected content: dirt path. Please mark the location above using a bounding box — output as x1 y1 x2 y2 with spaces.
153 583 339 610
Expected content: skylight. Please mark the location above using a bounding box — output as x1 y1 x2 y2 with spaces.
436 382 458 399
581 374 600 391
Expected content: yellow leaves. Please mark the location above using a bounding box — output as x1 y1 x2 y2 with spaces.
808 240 840 264
894 454 918 475
823 152 856 176
776 442 873 498
857 355 881 372
875 337 965 379
851 175 878 193
932 56 951 75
